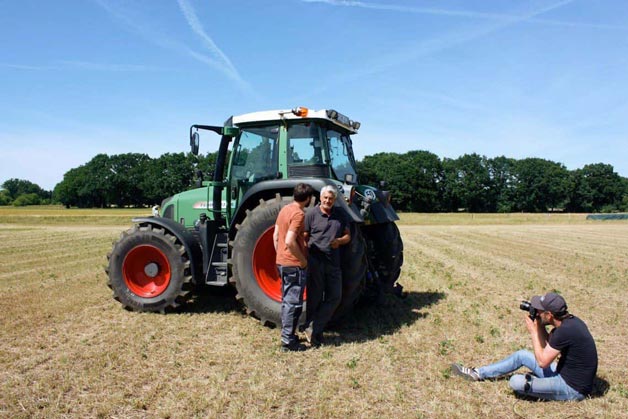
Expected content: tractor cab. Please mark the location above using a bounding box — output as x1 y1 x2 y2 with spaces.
183 107 362 225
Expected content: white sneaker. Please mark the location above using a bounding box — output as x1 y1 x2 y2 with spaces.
451 363 481 381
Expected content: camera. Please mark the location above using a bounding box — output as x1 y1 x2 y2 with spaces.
519 300 538 320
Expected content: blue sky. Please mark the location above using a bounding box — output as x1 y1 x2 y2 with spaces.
2 0 627 190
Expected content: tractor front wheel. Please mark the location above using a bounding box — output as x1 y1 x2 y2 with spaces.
106 224 193 312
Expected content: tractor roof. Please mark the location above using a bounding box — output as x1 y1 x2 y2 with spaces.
230 107 360 134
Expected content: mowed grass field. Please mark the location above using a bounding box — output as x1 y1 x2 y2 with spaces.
1 207 627 418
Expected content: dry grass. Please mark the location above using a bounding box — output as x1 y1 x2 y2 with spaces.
0 206 150 226
397 212 594 225
1 208 627 418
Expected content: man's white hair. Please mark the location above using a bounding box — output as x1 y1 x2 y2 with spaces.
320 185 337 198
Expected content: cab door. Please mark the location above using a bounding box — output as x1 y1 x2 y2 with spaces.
228 125 280 210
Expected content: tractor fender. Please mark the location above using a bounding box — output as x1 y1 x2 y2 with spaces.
231 178 363 235
364 200 400 223
131 216 203 284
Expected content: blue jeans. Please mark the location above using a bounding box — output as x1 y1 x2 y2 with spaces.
278 265 306 346
478 350 585 401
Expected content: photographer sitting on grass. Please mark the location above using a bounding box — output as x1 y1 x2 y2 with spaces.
452 292 598 401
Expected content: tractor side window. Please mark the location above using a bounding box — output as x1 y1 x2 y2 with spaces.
232 126 278 182
327 130 358 181
287 123 324 165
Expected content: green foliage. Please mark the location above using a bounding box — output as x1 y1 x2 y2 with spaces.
2 178 46 199
7 147 626 211
358 150 442 212
346 357 359 369
510 158 569 212
441 153 495 212
52 152 218 208
616 384 628 399
357 152 626 213
0 190 11 206
142 153 195 204
488 156 517 213
566 163 626 212
12 193 41 206
438 339 454 355
1 179 51 206
53 154 110 208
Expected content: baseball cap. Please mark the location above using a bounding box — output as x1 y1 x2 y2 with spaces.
531 292 568 313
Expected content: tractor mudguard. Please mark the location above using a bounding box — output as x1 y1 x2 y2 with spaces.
131 216 203 284
365 200 399 224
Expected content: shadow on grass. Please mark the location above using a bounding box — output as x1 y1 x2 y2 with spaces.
184 285 242 315
329 290 447 344
590 376 611 398
180 287 446 344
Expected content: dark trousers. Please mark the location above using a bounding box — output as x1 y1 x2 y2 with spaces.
306 252 342 336
278 265 306 345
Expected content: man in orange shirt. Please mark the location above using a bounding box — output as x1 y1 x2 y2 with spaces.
273 183 314 352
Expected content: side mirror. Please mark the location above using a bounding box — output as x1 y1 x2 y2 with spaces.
190 132 200 155
344 173 355 184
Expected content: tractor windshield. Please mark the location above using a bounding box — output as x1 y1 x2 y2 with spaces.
326 129 358 182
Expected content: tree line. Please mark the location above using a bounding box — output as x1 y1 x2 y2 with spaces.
1 152 216 208
357 151 628 213
0 178 52 206
2 150 627 212
53 152 217 208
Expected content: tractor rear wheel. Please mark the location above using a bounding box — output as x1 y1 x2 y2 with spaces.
106 224 193 312
232 194 370 327
231 194 290 326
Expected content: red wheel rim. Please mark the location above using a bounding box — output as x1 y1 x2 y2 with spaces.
252 227 308 303
253 227 282 302
122 245 171 297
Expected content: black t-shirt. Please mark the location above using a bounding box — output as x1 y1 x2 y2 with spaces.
548 316 598 395
304 205 348 265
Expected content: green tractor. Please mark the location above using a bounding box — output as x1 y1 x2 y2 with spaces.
106 107 403 326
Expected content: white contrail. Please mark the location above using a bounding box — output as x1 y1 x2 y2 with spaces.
0 63 58 70
92 0 252 93
1 61 159 72
176 0 245 85
353 0 577 78
302 0 625 30
289 0 581 102
301 0 525 19
59 61 163 72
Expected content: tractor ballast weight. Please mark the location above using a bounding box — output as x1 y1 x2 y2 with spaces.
106 107 403 325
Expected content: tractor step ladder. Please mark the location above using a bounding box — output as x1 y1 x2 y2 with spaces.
207 228 229 286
